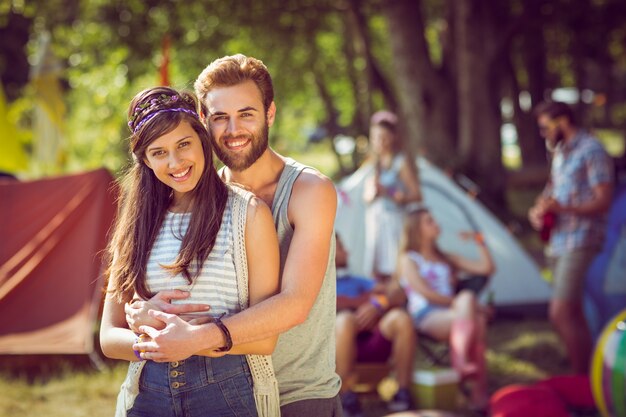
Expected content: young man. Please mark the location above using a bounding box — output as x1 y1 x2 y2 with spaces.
335 234 415 417
528 101 613 374
127 54 342 415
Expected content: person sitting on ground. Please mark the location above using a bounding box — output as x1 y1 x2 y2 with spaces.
398 207 495 411
335 233 416 417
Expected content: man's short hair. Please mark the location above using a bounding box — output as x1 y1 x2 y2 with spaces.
533 101 576 125
194 54 274 112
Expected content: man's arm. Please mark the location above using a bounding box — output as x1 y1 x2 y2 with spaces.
545 182 613 216
135 170 338 360
137 197 281 361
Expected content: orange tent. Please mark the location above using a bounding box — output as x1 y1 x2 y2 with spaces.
0 169 116 357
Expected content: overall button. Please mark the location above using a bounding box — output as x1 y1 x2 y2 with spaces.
171 361 179 368
172 382 180 389
170 371 179 377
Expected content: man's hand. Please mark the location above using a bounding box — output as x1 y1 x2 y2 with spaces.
528 199 548 231
355 302 382 332
125 290 211 333
542 197 564 213
134 310 206 362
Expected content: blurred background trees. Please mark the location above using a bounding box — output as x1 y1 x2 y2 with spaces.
1 0 625 216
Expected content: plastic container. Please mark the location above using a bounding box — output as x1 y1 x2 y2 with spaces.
411 368 460 410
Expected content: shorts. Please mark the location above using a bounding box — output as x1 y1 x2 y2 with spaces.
547 246 600 301
356 327 393 363
410 304 445 329
127 355 256 417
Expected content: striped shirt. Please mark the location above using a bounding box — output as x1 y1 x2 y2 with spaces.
145 193 240 316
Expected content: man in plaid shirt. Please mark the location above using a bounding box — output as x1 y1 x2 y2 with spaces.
528 101 614 374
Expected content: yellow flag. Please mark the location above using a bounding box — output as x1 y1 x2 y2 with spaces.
0 84 28 173
30 32 66 176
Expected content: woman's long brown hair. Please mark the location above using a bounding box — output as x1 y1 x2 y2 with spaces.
394 208 453 281
106 86 228 302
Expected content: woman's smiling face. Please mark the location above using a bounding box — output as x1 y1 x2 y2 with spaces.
143 121 206 205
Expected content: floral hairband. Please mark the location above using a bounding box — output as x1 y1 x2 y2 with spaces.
128 94 198 133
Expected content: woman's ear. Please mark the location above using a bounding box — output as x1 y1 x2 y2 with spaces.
143 157 152 169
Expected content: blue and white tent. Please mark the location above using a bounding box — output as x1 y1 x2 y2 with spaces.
585 185 626 339
335 157 552 309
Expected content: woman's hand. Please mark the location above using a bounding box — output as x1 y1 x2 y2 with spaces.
134 310 206 362
364 176 380 203
125 290 211 333
458 231 476 241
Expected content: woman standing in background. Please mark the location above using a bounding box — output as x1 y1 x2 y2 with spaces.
363 110 422 282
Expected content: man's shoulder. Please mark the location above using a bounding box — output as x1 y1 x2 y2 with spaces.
285 163 337 224
289 162 335 198
576 132 608 153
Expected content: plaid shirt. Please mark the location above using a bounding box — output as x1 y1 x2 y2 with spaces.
546 130 613 256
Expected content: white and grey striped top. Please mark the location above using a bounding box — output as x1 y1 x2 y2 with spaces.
145 194 240 316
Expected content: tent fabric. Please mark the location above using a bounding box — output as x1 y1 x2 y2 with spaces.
0 169 116 354
585 185 626 339
335 158 552 307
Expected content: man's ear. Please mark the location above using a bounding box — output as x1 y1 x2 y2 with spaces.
266 101 276 128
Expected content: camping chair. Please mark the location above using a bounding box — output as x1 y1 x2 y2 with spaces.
417 274 490 366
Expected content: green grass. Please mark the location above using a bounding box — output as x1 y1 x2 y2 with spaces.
0 317 575 417
358 316 572 416
0 360 127 417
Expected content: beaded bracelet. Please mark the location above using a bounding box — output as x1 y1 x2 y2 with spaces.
133 334 147 361
213 313 233 353
370 294 390 312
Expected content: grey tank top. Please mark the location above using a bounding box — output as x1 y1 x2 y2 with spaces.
271 158 341 405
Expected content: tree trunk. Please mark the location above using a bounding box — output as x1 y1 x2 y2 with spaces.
507 54 547 170
381 0 457 168
453 0 506 212
344 0 397 133
511 0 550 168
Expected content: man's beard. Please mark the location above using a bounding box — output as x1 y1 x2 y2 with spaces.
212 122 269 172
546 127 565 152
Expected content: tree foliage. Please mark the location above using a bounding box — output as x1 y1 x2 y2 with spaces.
1 0 625 213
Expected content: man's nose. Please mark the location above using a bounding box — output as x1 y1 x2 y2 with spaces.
226 117 242 135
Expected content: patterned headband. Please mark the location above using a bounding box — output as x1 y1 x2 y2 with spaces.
128 93 199 133
130 108 199 133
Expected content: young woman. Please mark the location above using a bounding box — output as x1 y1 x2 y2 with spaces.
398 207 495 410
100 86 280 417
363 110 422 282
